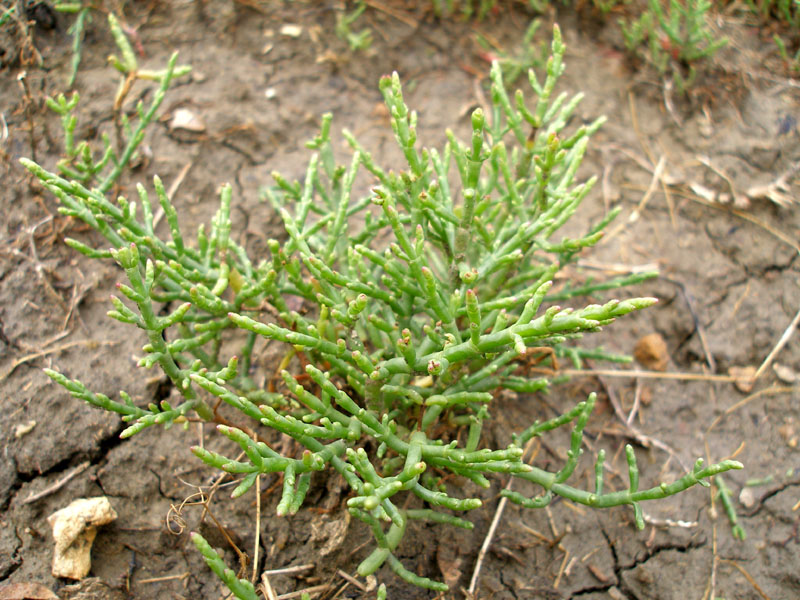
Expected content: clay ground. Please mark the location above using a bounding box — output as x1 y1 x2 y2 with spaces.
1 1 799 599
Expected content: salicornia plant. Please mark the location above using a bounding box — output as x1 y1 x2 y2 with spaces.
23 21 741 596
335 1 373 52
621 0 727 92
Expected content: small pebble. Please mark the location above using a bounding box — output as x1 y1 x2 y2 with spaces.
634 333 668 371
14 420 36 438
280 24 302 38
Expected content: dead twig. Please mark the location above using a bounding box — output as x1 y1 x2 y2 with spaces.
466 475 513 595
0 339 117 383
467 439 539 596
336 570 365 592
602 155 666 245
633 155 666 217
22 461 90 504
61 277 93 334
171 461 250 577
153 161 194 228
627 378 642 426
600 151 620 213
628 90 657 166
662 76 682 127
700 499 718 600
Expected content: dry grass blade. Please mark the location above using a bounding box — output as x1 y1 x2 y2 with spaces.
563 368 739 383
596 375 689 471
705 386 795 434
680 190 800 254
262 565 314 577
553 548 570 590
696 154 747 205
466 486 510 596
700 522 718 600
626 379 642 426
602 155 666 245
720 559 772 600
252 472 261 584
261 573 278 600
138 572 190 584
363 0 418 28
0 339 118 383
753 304 800 382
466 438 540 597
275 584 329 600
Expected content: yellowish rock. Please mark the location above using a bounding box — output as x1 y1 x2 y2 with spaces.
633 333 668 371
47 497 117 580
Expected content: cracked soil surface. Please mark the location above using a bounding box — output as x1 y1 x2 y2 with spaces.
1 2 799 599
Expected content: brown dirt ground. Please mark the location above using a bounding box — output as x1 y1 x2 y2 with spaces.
1 2 799 599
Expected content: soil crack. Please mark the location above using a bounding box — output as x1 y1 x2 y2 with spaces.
147 466 184 502
497 569 522 600
14 420 128 484
0 528 24 581
219 140 259 166
597 526 705 600
624 537 707 569
572 583 615 597
703 223 798 277
744 477 800 518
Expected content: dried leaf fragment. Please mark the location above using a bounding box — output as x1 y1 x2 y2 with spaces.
633 334 668 371
47 497 118 580
0 583 58 600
